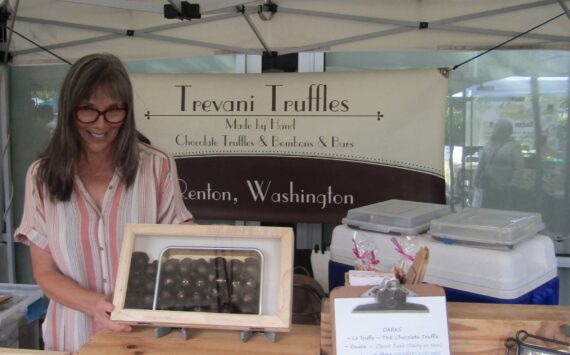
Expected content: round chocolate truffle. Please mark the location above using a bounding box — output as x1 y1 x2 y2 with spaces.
160 274 179 289
179 257 193 274
231 279 243 293
179 276 192 289
127 275 143 290
161 258 180 274
144 279 157 292
142 293 155 309
158 288 174 309
241 292 257 306
145 260 158 278
192 259 209 276
189 291 205 307
230 259 244 276
194 276 209 290
244 258 261 279
131 252 149 268
125 292 140 308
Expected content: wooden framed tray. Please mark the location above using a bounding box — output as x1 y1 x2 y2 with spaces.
111 224 294 332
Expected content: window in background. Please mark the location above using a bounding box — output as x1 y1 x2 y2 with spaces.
326 50 570 304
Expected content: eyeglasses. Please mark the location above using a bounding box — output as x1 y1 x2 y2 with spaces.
74 106 127 124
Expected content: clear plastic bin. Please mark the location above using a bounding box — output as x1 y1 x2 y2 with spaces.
342 199 451 235
429 208 545 249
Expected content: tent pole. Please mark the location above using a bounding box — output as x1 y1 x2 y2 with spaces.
14 12 253 58
556 0 570 21
240 6 272 54
0 64 14 283
2 0 17 64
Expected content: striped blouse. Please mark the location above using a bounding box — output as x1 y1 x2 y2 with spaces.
15 143 193 352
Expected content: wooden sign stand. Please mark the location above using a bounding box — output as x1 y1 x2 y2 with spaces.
325 284 445 355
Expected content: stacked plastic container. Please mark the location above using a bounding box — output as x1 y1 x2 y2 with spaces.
329 200 559 305
0 284 44 348
329 200 451 289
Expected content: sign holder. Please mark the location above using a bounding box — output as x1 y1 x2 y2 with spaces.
330 284 449 355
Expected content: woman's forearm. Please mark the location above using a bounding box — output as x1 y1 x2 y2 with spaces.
34 268 105 316
32 250 131 333
30 243 105 316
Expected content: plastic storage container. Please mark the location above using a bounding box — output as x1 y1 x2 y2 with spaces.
342 199 451 235
429 208 545 249
328 224 559 304
0 283 44 348
421 234 558 303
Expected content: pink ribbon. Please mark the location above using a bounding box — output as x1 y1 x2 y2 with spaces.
369 250 379 265
352 238 379 265
391 237 415 261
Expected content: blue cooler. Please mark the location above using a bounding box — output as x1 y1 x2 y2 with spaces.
329 206 559 305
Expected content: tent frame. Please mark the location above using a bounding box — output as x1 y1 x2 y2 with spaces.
8 0 570 62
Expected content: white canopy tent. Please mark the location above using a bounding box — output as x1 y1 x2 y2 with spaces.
2 0 570 65
1 1 570 283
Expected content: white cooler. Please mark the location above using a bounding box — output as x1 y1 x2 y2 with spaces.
329 224 559 304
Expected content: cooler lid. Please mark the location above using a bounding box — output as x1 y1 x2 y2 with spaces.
429 208 545 248
342 199 451 235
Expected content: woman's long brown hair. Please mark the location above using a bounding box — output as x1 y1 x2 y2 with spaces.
37 53 139 202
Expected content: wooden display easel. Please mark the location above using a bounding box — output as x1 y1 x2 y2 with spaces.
78 324 320 355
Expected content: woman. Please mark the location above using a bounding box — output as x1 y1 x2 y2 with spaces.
15 53 193 352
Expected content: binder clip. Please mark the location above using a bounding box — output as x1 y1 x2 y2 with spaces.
504 329 570 354
353 279 429 313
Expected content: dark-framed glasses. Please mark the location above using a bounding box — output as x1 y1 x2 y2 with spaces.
74 106 127 124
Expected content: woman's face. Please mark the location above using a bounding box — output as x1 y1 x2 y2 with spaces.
74 86 125 157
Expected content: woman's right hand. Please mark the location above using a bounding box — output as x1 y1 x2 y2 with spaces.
93 294 132 333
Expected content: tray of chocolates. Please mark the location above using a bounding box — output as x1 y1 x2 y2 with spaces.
124 247 263 315
111 224 293 332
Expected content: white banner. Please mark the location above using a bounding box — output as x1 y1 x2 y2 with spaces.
131 70 448 222
133 70 447 176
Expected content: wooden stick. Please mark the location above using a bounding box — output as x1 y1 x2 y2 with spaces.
406 247 429 284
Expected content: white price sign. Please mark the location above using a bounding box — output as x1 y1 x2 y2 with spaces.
334 296 450 355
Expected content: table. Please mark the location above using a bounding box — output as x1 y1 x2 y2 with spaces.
0 349 69 355
78 324 320 355
77 283 570 355
321 289 570 355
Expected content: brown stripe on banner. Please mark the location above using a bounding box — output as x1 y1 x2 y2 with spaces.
176 156 445 224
